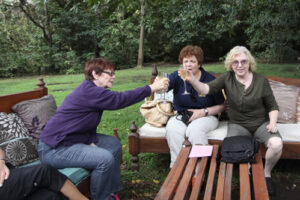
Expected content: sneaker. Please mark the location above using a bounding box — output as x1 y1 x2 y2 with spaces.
265 177 276 196
110 193 120 200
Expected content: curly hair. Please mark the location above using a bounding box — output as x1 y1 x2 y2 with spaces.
84 58 115 81
224 46 257 72
178 45 204 65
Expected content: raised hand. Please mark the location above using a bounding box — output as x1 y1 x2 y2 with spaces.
150 77 169 93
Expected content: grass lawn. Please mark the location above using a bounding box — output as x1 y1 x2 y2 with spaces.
0 62 299 199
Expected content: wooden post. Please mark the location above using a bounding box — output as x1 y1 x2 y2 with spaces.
129 121 140 170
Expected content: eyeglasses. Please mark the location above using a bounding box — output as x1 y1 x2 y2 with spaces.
232 59 249 66
101 70 115 76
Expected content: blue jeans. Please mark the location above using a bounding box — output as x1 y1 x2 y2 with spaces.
38 134 122 200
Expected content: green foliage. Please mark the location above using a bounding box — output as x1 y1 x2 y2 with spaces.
0 0 299 77
246 0 300 62
98 13 140 66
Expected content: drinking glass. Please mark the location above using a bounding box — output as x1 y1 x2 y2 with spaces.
159 72 168 101
178 68 190 95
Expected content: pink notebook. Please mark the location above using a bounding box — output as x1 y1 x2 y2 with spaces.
189 145 213 158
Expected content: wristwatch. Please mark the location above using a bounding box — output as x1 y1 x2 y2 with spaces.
204 108 209 116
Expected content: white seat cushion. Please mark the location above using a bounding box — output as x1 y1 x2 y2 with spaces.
139 123 166 137
277 123 300 142
138 121 228 139
207 121 228 140
139 121 300 142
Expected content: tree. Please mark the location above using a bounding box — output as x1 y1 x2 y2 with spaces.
246 0 300 62
137 0 145 68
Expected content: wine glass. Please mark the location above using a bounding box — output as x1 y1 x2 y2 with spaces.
159 72 168 101
178 67 190 95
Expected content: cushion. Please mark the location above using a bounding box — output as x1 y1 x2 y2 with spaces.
297 90 300 123
20 160 91 186
12 95 57 139
0 112 29 144
139 121 228 140
0 137 38 167
277 123 300 142
139 121 300 142
269 80 299 123
59 167 90 186
139 123 167 137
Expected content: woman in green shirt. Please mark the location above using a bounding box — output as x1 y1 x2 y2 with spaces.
180 46 282 196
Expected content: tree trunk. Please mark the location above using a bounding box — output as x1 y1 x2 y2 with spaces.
137 0 145 68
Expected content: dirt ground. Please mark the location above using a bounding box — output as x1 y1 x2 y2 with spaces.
269 159 300 200
232 159 300 200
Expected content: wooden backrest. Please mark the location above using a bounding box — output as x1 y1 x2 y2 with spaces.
0 78 48 113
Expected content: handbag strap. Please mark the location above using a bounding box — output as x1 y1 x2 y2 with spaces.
156 101 175 116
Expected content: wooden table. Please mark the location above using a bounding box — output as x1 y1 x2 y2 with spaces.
155 145 269 200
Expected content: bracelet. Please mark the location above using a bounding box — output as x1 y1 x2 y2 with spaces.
204 108 209 116
0 157 5 161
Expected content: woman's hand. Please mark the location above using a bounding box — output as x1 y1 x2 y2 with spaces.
90 143 97 147
266 122 278 133
178 69 210 95
0 160 9 187
267 110 279 133
150 77 169 93
178 69 196 83
188 109 205 122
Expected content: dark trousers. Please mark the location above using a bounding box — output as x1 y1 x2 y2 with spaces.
0 164 67 200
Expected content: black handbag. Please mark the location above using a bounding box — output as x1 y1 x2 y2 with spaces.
176 110 193 126
220 136 260 163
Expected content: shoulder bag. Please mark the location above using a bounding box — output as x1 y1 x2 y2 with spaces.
140 99 175 127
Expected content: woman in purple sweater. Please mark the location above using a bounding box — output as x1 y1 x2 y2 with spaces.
38 58 168 200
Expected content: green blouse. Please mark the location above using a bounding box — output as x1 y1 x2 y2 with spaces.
208 71 279 130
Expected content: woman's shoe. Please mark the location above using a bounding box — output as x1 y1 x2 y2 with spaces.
265 177 276 196
110 193 120 200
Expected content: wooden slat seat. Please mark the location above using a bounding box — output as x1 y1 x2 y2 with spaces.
156 145 269 200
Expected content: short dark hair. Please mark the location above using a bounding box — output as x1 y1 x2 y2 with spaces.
84 58 115 81
178 45 204 65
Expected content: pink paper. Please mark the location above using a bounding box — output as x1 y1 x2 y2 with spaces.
189 145 213 158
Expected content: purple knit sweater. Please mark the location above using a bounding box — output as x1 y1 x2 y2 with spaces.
40 80 151 148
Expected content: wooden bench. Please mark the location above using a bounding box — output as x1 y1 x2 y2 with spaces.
129 65 300 170
155 142 269 200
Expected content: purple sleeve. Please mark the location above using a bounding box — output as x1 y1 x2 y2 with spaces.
84 85 151 110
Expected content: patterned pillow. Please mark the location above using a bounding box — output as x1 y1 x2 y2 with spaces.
0 112 29 144
12 95 57 139
269 80 299 123
0 137 38 167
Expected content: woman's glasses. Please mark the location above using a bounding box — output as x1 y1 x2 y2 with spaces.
101 70 115 76
232 59 248 67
